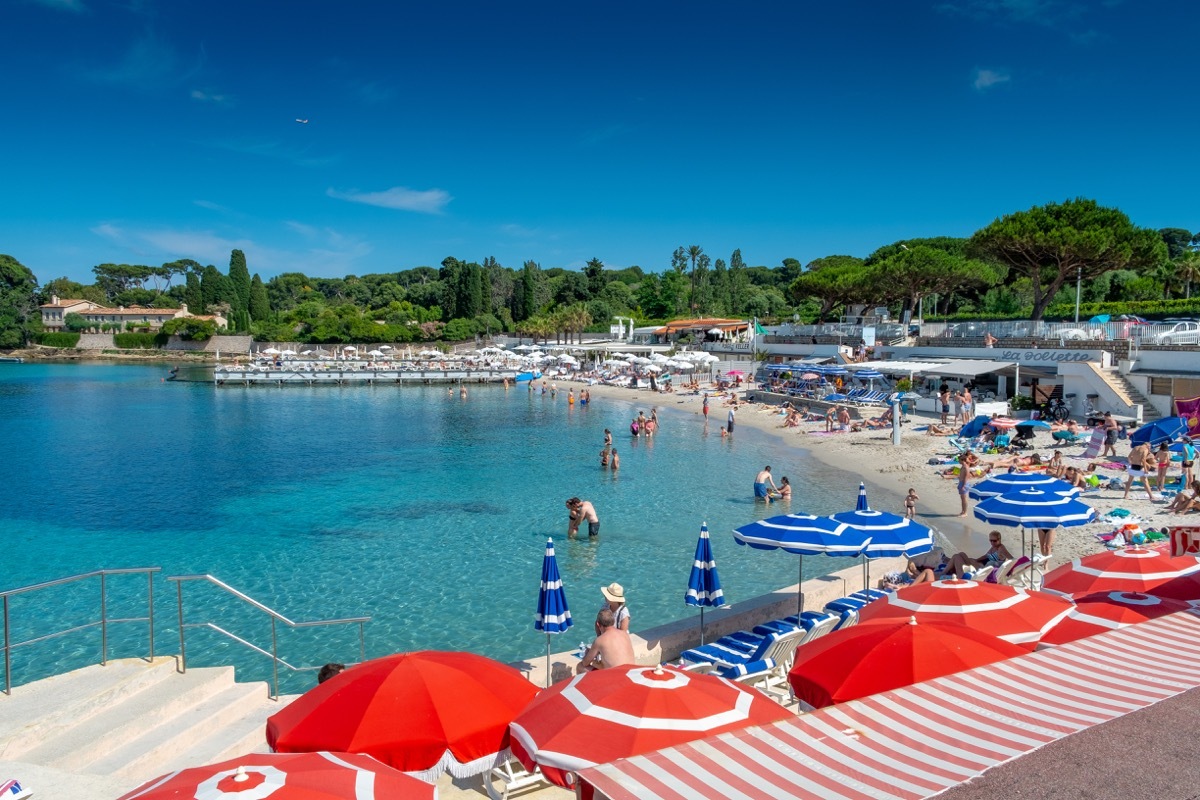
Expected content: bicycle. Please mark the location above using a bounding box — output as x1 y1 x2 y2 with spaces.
1043 397 1071 422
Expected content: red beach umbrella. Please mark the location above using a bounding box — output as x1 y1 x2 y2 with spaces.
788 617 1027 710
856 578 1074 649
116 751 433 800
1039 591 1192 647
1042 547 1200 596
508 663 789 791
1143 573 1200 604
266 651 539 780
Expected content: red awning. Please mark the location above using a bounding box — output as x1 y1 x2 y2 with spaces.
578 610 1200 800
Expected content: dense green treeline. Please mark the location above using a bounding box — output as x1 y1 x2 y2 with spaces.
0 198 1196 347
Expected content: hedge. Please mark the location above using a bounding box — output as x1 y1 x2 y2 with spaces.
37 332 81 348
113 332 168 349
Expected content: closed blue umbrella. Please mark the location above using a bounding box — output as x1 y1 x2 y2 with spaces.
855 481 868 511
733 513 858 615
685 523 725 644
534 537 572 687
1130 417 1189 448
968 473 1080 501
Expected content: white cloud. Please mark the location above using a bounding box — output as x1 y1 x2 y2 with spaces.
326 186 452 215
90 222 371 277
973 68 1011 90
191 88 231 105
85 33 192 91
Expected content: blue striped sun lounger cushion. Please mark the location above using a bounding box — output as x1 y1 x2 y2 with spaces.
753 610 837 638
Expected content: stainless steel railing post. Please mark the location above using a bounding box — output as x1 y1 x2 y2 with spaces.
270 617 279 701
176 580 187 673
148 572 155 661
3 595 10 695
358 622 365 663
100 572 108 666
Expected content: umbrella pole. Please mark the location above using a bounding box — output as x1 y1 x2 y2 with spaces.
700 607 706 645
862 555 869 592
797 556 804 618
545 634 552 689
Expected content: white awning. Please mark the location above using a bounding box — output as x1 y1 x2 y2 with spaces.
925 358 1013 378
847 359 948 375
579 611 1200 800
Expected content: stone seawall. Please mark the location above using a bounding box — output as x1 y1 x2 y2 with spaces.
75 333 115 350
163 335 252 353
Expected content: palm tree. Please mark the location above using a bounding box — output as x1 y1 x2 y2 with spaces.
686 245 704 310
1178 251 1200 299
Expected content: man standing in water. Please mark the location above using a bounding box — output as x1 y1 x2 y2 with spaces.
727 403 736 434
754 466 777 502
566 497 601 537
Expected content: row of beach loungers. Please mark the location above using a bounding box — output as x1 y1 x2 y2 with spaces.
678 589 891 702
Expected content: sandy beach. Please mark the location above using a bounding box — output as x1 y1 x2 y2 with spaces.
575 376 1175 572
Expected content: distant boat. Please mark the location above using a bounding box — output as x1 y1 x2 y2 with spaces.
514 370 542 383
0 357 23 364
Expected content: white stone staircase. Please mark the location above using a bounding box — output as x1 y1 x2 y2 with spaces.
0 657 295 796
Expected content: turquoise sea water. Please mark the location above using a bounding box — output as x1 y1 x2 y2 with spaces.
0 362 875 690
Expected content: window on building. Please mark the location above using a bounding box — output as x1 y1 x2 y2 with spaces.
1149 377 1173 397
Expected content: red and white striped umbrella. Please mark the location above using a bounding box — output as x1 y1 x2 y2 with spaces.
857 578 1073 649
1039 591 1192 647
1042 547 1200 596
987 417 1020 429
267 651 539 781
508 663 790 791
116 751 433 800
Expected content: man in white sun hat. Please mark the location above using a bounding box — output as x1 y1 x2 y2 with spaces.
600 582 631 632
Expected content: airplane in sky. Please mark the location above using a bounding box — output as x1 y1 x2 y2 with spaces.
295 118 309 124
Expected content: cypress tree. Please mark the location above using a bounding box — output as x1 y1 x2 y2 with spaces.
249 274 271 321
229 249 251 319
184 271 204 314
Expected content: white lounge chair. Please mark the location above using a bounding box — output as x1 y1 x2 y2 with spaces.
484 756 547 800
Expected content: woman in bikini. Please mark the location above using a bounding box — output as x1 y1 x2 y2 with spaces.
945 531 1013 579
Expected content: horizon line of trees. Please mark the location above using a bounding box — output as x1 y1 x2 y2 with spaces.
0 197 1197 348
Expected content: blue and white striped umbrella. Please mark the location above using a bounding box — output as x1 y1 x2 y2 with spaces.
685 523 725 644
535 537 572 686
828 483 933 559
824 366 849 377
968 473 1081 501
855 369 884 380
973 488 1097 529
734 512 860 615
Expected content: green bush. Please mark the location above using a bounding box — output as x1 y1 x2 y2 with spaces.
113 332 165 349
162 317 218 340
37 332 81 347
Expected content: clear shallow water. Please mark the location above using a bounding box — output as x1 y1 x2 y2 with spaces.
0 362 875 690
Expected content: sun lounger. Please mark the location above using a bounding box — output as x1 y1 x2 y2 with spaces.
484 757 548 800
679 628 801 678
823 595 876 629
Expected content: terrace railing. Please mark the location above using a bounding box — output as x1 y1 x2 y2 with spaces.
166 574 370 700
1 567 160 695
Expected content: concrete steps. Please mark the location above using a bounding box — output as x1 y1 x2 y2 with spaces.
0 658 294 793
1106 369 1160 421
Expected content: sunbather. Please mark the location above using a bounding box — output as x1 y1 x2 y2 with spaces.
878 559 937 590
945 531 1013 579
991 453 1043 469
927 423 961 436
1167 480 1200 513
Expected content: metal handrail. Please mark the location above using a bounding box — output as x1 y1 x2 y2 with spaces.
166 574 369 699
1 567 160 695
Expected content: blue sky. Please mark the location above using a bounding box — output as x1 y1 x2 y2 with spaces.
4 0 1196 284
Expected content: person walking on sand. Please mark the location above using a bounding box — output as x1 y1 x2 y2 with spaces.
904 488 920 519
1101 412 1119 459
1124 441 1156 501
566 497 600 537
956 452 977 517
825 406 836 432
939 384 951 425
1155 441 1172 492
754 466 778 502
